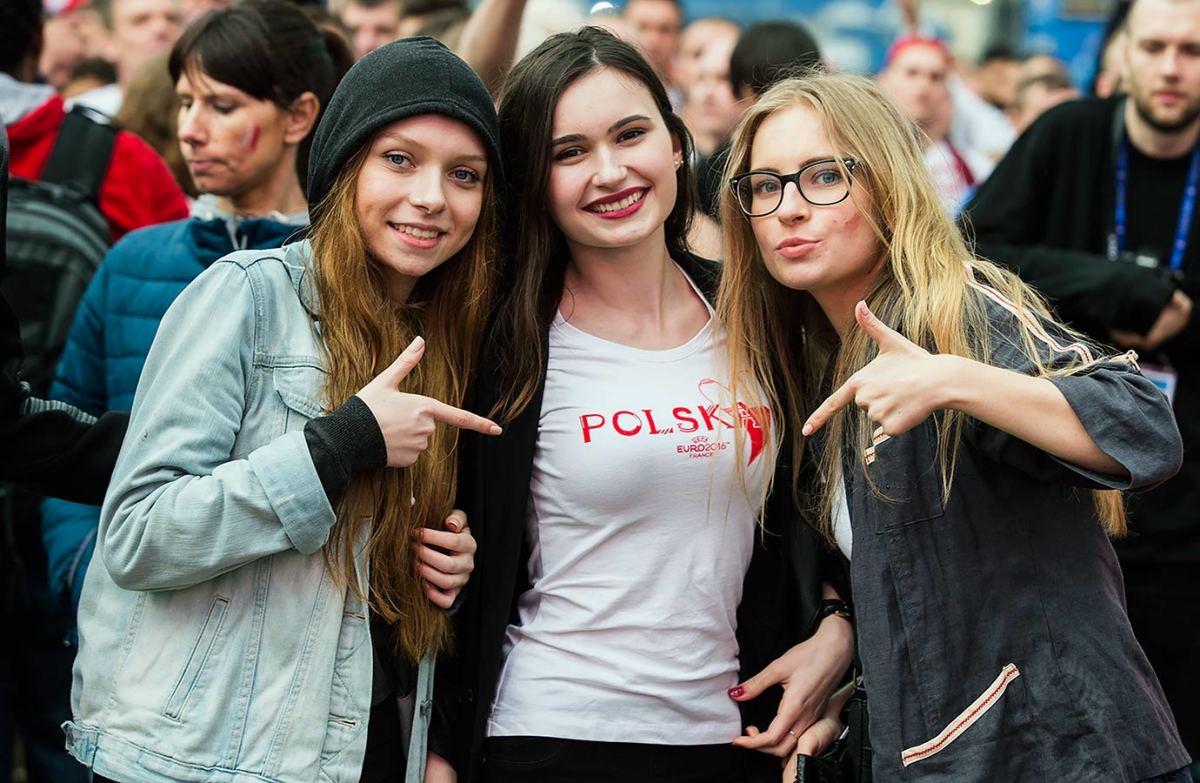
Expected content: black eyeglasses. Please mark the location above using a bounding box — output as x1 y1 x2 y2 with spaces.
729 157 862 217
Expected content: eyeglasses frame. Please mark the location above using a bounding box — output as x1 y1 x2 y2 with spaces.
729 157 864 218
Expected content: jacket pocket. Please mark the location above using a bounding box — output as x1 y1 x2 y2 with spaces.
273 364 327 430
900 662 1021 767
866 422 946 530
163 595 230 721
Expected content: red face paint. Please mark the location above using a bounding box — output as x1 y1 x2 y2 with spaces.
242 123 261 152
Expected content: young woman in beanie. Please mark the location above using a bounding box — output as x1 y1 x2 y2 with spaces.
65 37 504 783
428 28 852 783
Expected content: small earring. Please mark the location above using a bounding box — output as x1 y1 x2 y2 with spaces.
674 158 683 169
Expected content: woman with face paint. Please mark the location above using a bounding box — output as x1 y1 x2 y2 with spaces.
44 0 364 610
718 73 1191 782
428 28 853 783
64 36 504 783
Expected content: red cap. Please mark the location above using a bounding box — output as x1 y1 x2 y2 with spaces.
885 36 950 67
44 0 90 14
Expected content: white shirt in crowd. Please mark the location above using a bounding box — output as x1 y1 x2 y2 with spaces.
487 271 770 745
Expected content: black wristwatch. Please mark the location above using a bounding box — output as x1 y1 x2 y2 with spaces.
810 598 852 635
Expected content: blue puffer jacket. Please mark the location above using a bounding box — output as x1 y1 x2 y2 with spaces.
42 205 305 607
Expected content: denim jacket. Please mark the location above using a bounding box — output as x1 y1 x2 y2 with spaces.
65 242 428 783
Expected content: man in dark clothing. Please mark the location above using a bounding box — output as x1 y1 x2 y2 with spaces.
0 290 127 505
0 130 125 502
0 126 125 783
964 0 1200 770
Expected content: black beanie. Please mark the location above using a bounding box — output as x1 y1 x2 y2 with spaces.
306 36 501 220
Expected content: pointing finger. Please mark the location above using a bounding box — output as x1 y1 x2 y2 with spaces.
383 336 426 384
855 301 911 353
425 398 503 435
802 377 857 437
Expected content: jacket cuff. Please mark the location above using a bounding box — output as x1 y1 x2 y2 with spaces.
1047 369 1182 490
303 395 388 501
247 430 337 554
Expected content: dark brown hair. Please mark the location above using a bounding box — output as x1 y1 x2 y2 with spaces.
168 0 353 192
493 26 696 421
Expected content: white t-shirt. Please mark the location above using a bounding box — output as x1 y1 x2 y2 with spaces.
831 474 853 561
487 277 771 745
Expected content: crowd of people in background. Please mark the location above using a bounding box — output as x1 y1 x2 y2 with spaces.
2 0 1199 780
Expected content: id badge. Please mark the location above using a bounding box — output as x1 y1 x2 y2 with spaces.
1140 362 1179 406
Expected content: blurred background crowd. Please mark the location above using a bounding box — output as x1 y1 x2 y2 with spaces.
4 0 1198 780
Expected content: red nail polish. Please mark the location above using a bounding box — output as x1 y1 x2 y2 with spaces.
728 686 744 698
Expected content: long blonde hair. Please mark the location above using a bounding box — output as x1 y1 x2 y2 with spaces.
310 144 498 663
716 73 1126 540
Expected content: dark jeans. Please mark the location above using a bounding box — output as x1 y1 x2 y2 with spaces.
1 491 87 783
482 736 746 783
360 695 406 783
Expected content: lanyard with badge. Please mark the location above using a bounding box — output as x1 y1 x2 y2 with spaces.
1106 98 1194 405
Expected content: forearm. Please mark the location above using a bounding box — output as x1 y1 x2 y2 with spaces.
102 431 336 591
455 0 527 97
939 355 1126 477
814 582 853 674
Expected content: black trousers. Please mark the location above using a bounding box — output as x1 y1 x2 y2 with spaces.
481 736 747 783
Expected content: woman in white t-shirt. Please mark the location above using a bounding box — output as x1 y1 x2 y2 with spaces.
424 27 853 783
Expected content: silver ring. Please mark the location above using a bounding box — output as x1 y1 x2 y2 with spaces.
787 730 798 739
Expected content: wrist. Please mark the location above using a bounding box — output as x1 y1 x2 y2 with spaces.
932 354 982 413
811 599 853 645
812 612 855 676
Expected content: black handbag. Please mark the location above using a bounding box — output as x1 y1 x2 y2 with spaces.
794 684 871 783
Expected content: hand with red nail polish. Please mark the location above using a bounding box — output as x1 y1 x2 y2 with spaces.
730 597 853 757
415 508 476 610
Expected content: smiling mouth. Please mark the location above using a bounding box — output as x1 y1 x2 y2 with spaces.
586 188 647 214
389 223 443 240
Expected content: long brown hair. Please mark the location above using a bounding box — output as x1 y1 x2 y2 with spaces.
716 73 1127 539
491 26 697 422
310 143 499 663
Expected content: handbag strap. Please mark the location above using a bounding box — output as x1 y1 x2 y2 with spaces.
403 654 436 782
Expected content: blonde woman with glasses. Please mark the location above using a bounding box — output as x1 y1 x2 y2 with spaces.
717 72 1193 783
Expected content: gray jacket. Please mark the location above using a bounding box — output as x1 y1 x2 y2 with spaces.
845 286 1189 782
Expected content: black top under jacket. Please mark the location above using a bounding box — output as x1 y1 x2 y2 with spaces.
963 96 1200 565
842 285 1188 781
430 253 835 783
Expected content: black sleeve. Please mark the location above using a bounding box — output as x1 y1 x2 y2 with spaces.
302 394 388 501
0 396 130 505
963 110 1176 335
0 284 130 504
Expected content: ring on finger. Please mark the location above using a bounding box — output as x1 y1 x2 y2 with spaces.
787 729 798 739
